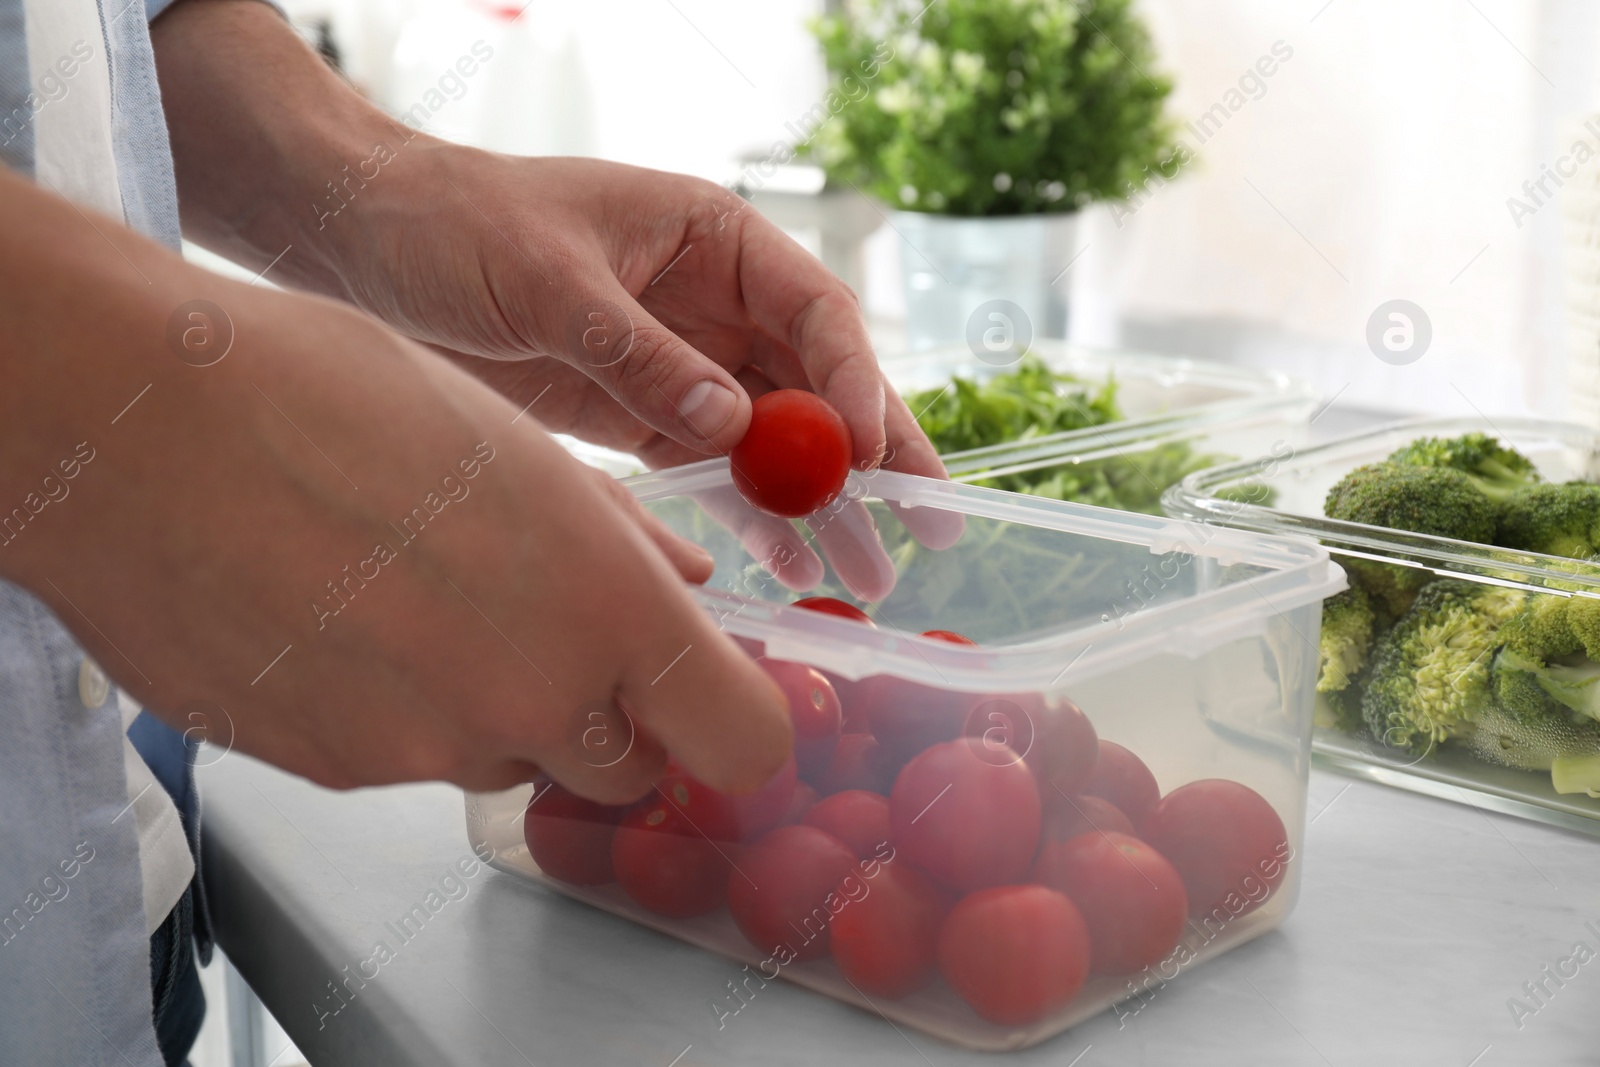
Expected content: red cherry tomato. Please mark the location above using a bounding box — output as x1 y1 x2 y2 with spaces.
782 781 821 825
521 780 622 886
937 885 1090 1025
921 629 976 645
731 390 853 518
809 733 893 796
830 859 948 998
1033 831 1188 975
1081 741 1161 828
760 658 842 775
793 597 875 625
825 670 873 734
1039 794 1135 845
803 790 891 859
611 780 736 918
727 825 860 961
960 694 1047 768
1025 699 1099 799
889 740 1041 891
861 676 971 760
653 766 740 840
1140 779 1290 920
729 756 797 842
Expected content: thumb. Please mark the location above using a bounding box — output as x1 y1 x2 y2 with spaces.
559 280 750 456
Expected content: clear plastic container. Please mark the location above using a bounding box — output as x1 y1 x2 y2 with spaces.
465 459 1343 1050
1163 416 1600 836
884 341 1316 515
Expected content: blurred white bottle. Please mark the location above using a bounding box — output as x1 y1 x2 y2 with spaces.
385 0 499 144
471 0 597 157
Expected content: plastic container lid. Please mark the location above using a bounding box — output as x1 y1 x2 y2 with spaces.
1163 415 1600 596
626 458 1345 690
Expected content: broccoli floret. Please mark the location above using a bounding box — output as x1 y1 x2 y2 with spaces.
1494 482 1600 561
1317 666 1371 735
1318 585 1376 693
1465 701 1600 796
1324 463 1497 544
1342 557 1432 620
1362 580 1527 753
1387 432 1541 503
1493 593 1600 724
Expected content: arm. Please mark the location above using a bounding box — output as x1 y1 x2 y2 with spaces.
149 0 947 478
0 166 789 797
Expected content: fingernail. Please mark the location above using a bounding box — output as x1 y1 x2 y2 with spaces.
679 380 738 439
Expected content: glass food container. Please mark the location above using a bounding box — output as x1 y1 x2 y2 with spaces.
466 458 1343 1050
1164 415 1600 836
885 341 1316 516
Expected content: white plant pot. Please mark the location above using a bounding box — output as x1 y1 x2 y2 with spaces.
892 210 1078 353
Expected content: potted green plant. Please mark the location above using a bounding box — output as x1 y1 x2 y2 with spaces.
810 0 1178 350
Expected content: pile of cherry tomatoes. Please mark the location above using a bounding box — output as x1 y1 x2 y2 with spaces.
523 597 1290 1027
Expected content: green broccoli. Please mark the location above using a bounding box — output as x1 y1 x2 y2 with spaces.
1342 557 1433 620
1494 482 1600 561
1361 580 1527 753
1386 432 1541 503
1324 463 1497 544
1317 666 1371 735
1318 585 1376 693
1492 593 1600 724
1465 700 1600 797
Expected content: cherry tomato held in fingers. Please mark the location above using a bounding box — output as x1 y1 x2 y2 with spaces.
727 825 860 961
522 780 624 886
1140 779 1290 920
1039 794 1135 845
1026 699 1100 801
612 795 734 919
803 789 891 859
731 390 853 518
890 740 1041 891
938 885 1090 1026
729 756 798 842
1081 741 1161 828
830 859 949 998
792 597 875 625
760 658 842 775
1033 831 1188 975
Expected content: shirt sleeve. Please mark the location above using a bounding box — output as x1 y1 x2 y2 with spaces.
147 0 287 21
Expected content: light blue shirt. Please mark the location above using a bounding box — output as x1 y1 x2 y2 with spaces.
1 2 197 1063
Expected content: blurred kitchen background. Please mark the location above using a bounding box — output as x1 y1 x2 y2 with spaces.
233 0 1600 428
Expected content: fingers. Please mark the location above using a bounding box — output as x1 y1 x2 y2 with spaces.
529 697 672 806
882 375 948 479
806 498 898 602
555 273 752 457
584 465 714 584
614 585 794 796
686 485 827 593
882 377 968 550
732 210 889 471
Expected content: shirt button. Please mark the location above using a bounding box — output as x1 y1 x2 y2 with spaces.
78 658 110 709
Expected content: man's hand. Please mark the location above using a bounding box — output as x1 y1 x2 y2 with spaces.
331 152 947 480
151 1 947 481
0 169 791 798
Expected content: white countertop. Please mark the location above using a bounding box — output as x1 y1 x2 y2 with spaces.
201 753 1600 1066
